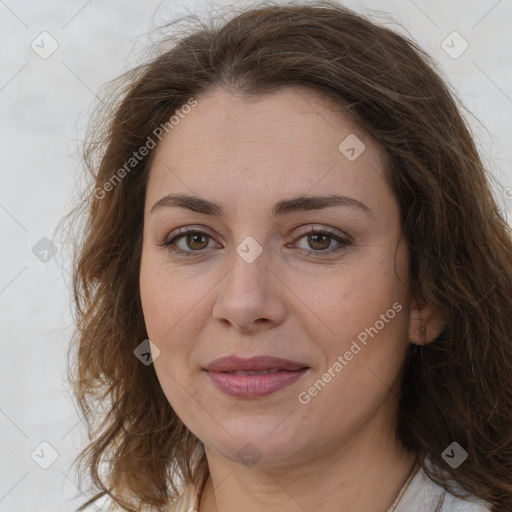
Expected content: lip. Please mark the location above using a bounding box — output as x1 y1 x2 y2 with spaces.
204 355 308 372
203 356 310 398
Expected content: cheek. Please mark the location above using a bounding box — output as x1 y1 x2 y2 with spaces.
293 250 410 388
139 260 200 417
140 251 205 340
293 253 407 336
296 287 408 440
139 252 213 392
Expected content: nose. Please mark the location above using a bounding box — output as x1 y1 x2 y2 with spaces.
211 244 287 333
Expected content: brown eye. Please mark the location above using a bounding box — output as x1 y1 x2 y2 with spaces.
159 228 217 256
306 233 332 251
159 226 351 259
182 232 210 251
293 228 352 257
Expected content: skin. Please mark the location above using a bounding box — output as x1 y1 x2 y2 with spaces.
139 86 444 512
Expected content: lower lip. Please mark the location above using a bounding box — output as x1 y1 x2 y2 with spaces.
205 369 309 398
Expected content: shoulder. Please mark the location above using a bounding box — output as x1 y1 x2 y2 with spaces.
395 466 492 512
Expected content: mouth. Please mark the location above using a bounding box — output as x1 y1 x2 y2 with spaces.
203 355 309 372
203 355 310 398
222 369 284 375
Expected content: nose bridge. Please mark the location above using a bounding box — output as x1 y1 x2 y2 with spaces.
212 233 286 329
228 234 269 292
222 202 272 273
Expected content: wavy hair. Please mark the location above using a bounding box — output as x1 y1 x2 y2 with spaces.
59 1 512 510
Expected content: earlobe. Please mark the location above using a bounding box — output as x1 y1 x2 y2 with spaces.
408 296 445 346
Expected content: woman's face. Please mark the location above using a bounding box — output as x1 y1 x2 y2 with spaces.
139 86 415 467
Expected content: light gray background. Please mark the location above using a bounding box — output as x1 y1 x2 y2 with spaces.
1 0 511 510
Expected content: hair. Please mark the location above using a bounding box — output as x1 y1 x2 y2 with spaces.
59 1 512 510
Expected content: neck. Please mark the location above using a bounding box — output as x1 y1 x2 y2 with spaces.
198 424 418 512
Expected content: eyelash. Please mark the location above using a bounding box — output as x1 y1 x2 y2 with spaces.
157 226 352 258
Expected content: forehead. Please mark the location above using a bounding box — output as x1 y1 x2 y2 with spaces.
145 86 392 219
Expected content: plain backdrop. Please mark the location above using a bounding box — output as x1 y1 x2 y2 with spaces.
1 0 511 510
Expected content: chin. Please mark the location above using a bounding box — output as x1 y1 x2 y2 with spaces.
198 420 313 469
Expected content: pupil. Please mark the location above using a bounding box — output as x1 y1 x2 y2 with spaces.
188 233 207 250
310 234 329 250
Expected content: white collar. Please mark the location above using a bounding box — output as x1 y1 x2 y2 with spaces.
392 466 491 512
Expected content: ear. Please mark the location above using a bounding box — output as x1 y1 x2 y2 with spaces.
408 294 445 346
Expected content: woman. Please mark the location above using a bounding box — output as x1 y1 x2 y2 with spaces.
63 1 512 511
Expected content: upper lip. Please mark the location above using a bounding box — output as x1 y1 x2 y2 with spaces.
203 355 309 372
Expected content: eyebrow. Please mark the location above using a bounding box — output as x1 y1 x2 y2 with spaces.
150 193 373 218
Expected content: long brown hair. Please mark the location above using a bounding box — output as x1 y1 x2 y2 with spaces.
59 1 512 510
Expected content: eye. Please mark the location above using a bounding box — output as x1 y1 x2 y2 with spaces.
158 227 218 256
291 226 352 257
157 225 352 258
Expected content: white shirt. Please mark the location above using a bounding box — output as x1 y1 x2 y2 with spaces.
391 465 491 512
